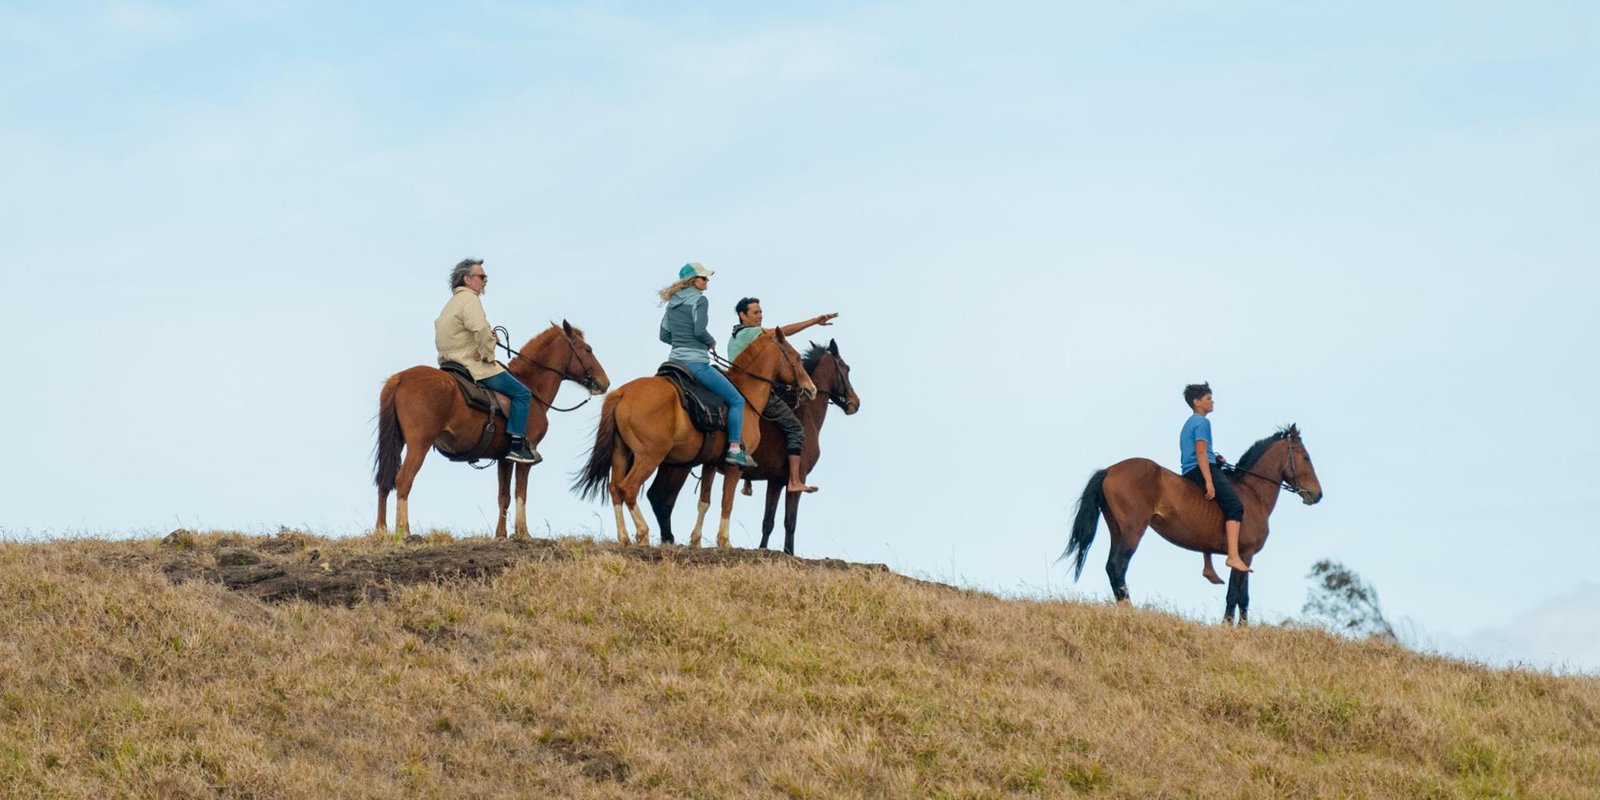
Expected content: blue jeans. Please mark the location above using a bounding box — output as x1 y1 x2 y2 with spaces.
480 371 532 438
683 361 745 444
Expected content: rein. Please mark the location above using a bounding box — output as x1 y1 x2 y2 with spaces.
493 326 598 413
711 350 801 393
1223 437 1301 495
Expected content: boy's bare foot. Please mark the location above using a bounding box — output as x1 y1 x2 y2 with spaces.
786 482 818 494
1225 557 1252 573
1202 564 1224 584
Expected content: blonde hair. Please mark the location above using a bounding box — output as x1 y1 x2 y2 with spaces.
657 277 700 304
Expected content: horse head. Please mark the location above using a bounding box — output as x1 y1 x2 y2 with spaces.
1283 424 1323 505
548 320 611 395
770 328 817 401
805 339 860 414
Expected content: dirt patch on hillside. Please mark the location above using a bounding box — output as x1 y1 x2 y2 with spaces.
143 531 893 606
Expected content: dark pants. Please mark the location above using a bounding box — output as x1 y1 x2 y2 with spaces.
762 396 805 456
1184 463 1244 522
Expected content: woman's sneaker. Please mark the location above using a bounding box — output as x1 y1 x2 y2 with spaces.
723 448 756 468
506 437 542 465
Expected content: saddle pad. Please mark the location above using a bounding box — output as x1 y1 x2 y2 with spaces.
656 362 729 434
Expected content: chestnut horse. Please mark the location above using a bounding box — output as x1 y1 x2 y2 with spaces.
572 328 815 548
1060 425 1324 624
648 340 860 555
374 321 610 538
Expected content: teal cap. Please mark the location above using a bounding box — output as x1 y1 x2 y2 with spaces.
678 262 714 280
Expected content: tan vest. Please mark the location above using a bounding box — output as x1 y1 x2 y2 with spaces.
434 287 506 381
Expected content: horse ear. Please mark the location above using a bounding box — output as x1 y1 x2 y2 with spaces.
562 319 573 334
774 327 788 343
828 338 839 356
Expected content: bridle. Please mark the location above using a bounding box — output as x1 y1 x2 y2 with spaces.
493 325 601 412
824 354 855 411
710 336 808 396
1225 435 1303 495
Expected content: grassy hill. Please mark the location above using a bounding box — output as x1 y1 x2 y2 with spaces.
1 532 1595 799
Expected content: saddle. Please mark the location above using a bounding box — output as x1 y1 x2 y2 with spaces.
656 362 730 434
435 361 512 463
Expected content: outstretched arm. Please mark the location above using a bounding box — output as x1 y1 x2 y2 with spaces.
777 312 839 337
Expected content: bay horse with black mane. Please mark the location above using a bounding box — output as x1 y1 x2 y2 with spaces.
1060 425 1324 624
571 328 815 548
374 321 610 539
647 340 860 554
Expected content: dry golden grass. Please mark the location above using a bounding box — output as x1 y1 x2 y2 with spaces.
1 532 1596 799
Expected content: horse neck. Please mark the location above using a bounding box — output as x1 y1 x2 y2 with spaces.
730 347 778 413
799 359 836 433
1238 440 1287 513
508 330 565 413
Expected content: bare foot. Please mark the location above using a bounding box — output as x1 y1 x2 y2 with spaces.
1225 557 1253 573
1201 565 1224 585
786 482 818 494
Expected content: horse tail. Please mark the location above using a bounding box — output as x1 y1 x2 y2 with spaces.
1059 469 1108 580
373 375 404 494
572 392 623 502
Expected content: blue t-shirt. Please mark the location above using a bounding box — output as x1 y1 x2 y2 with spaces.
1179 413 1218 474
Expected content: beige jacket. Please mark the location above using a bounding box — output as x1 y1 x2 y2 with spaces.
435 287 506 380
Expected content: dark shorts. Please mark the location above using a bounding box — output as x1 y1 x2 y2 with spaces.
762 396 805 456
1184 463 1244 522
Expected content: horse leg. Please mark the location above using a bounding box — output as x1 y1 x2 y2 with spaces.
393 432 432 540
1224 570 1244 625
609 449 630 546
1101 513 1146 604
375 484 391 536
513 462 533 539
615 450 667 547
646 466 692 545
716 467 741 548
690 470 716 548
782 482 801 556
495 460 513 539
1237 567 1251 626
758 480 782 549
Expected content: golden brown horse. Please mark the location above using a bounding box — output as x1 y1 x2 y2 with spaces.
1060 425 1324 624
572 328 815 548
374 321 610 538
649 340 860 555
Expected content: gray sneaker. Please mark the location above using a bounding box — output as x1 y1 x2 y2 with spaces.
723 448 756 468
506 438 542 465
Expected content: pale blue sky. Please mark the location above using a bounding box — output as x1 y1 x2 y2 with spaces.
3 2 1597 671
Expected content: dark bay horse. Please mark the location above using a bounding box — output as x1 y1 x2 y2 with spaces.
1060 425 1324 623
571 328 815 548
647 340 860 554
374 321 610 538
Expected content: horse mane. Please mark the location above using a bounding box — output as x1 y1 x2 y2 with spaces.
801 342 830 373
1234 424 1299 471
509 323 585 370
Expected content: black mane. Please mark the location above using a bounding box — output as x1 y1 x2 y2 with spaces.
1234 424 1299 471
802 342 830 373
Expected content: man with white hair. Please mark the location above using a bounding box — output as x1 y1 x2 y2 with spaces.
435 258 540 464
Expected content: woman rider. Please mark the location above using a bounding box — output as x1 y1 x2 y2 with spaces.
659 263 752 467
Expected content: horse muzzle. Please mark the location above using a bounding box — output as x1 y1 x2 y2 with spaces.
1299 489 1323 505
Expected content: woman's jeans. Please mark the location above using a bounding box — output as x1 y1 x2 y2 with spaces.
480 371 532 438
682 361 745 444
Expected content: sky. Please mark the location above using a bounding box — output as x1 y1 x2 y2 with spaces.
2 2 1597 672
